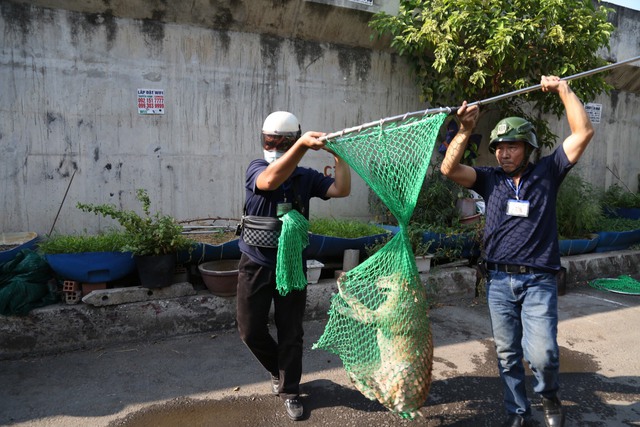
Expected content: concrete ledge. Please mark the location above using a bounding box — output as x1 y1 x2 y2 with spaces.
561 249 640 284
1 249 638 360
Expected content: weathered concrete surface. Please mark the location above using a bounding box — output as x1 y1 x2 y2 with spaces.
1 250 638 361
0 285 638 427
561 249 640 283
81 282 196 306
0 262 476 360
0 1 416 236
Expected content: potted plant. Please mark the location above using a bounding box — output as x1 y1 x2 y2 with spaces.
411 168 483 265
409 225 434 273
77 189 193 288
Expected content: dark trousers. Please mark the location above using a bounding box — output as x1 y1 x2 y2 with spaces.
236 253 307 400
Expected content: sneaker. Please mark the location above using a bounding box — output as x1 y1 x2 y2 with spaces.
284 398 304 421
270 375 280 395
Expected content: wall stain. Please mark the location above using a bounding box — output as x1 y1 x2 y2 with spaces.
94 147 100 162
293 39 324 72
336 45 371 82
55 158 78 179
213 7 233 52
223 83 231 100
143 72 162 82
610 89 619 116
141 9 166 52
0 2 33 40
46 112 57 125
260 34 283 71
213 7 234 29
68 9 118 49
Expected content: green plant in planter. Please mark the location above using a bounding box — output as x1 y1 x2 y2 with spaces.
38 231 130 254
602 183 640 209
364 227 433 258
369 167 483 264
413 169 463 228
77 189 193 256
556 174 604 239
309 218 387 238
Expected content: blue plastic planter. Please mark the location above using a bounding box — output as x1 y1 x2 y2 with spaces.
604 207 640 220
177 239 241 264
305 232 391 261
46 251 136 283
421 230 480 259
559 235 599 256
0 232 39 265
594 229 640 253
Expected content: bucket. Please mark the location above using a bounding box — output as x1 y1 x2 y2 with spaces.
198 259 239 297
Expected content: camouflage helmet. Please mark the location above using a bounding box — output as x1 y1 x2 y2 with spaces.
488 117 538 153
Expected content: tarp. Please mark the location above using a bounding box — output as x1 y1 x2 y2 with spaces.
0 249 58 316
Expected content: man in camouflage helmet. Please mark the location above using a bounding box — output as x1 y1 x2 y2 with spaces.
441 76 594 427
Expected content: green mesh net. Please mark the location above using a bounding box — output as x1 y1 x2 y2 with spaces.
276 209 310 295
589 275 640 295
312 113 448 419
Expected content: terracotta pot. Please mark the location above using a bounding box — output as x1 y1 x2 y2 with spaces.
198 259 239 297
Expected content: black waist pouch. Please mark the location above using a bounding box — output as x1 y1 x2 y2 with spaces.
241 215 282 248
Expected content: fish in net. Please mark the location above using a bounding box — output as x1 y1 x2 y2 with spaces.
313 112 447 419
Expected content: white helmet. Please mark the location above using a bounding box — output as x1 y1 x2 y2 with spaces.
262 111 301 137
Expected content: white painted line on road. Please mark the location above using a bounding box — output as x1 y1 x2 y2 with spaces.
572 292 632 308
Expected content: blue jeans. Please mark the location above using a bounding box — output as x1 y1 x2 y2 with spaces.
486 270 560 417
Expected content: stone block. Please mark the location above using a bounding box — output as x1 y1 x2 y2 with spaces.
81 282 196 306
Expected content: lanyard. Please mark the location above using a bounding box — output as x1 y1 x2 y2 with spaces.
281 180 292 203
505 177 522 200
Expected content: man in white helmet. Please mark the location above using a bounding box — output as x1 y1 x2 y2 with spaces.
236 111 351 421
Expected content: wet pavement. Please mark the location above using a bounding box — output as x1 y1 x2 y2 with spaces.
1 283 639 427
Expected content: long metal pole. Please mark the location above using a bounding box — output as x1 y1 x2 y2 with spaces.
322 55 640 141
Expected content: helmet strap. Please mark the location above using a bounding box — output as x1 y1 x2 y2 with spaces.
506 160 527 177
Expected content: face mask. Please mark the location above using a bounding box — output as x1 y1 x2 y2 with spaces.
263 150 284 164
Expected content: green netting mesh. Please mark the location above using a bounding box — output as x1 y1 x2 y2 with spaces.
312 113 448 419
276 209 310 295
589 275 640 295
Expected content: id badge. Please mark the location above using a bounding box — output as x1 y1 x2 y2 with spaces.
277 202 292 217
506 199 530 217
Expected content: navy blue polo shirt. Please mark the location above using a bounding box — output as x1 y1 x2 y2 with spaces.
472 146 574 272
239 158 334 269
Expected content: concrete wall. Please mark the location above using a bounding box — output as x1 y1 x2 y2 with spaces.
0 0 421 235
1 1 639 237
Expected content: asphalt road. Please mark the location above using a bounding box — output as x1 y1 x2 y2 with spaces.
1 284 639 427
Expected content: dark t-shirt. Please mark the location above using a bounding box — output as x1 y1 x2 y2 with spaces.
472 146 574 272
238 158 334 268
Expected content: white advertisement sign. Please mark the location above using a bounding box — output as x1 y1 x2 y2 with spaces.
137 89 165 115
585 102 602 124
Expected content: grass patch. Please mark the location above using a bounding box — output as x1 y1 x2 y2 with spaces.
309 218 387 239
38 231 130 254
